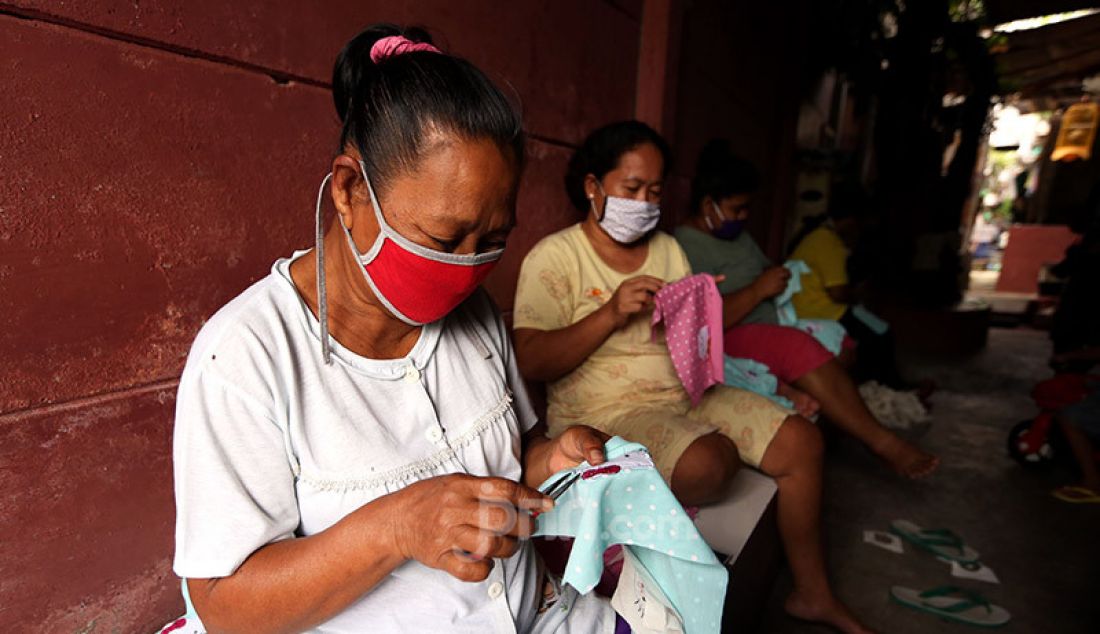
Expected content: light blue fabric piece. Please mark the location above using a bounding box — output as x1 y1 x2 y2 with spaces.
165 579 205 633
791 319 847 356
774 260 812 325
852 303 890 335
722 356 794 409
181 579 196 618
534 437 728 634
773 259 848 355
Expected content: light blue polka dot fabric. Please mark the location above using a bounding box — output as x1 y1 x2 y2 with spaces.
533 437 728 634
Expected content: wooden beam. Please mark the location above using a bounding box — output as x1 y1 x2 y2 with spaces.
635 0 671 130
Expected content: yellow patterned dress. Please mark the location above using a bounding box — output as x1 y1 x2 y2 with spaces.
513 224 791 479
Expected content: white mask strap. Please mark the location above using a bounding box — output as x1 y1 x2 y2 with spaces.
707 201 726 230
592 179 607 221
315 172 334 365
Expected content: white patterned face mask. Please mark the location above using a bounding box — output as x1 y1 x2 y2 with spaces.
592 180 661 244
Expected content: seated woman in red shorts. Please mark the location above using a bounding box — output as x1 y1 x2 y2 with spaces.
675 139 937 479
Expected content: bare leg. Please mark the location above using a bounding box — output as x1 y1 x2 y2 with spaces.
836 344 856 371
776 382 821 419
670 432 742 506
795 359 939 478
1058 414 1100 491
759 415 874 634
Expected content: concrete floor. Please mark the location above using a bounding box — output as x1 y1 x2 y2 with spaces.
966 270 1036 317
759 327 1100 633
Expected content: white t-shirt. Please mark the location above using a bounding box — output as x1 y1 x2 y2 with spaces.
172 251 614 633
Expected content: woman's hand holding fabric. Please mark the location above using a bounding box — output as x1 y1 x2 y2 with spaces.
545 425 609 474
387 474 551 582
603 275 665 328
751 266 791 300
521 424 609 489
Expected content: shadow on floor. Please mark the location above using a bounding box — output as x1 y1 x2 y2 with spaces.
759 327 1100 633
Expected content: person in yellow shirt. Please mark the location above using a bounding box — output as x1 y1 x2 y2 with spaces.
513 121 872 634
791 188 908 389
790 218 851 321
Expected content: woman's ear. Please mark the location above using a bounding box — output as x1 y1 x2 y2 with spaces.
700 195 715 216
583 175 594 197
331 154 365 230
583 174 603 214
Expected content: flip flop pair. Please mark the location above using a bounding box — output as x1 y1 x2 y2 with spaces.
891 585 1010 628
889 520 980 563
1052 485 1100 504
887 523 1009 627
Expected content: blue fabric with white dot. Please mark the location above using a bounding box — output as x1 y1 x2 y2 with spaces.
533 436 728 634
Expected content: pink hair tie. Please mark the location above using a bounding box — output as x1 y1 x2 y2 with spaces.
370 35 441 63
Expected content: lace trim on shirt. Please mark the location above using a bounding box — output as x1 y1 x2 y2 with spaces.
297 390 514 492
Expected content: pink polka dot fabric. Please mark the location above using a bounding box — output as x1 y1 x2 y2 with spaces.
651 274 725 406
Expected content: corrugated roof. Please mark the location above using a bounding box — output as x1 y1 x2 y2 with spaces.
986 0 1100 24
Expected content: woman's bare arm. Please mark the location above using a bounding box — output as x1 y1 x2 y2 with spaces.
188 494 406 634
515 275 664 383
189 475 547 634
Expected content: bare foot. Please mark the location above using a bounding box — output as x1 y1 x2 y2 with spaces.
777 382 821 418
785 589 876 634
877 435 939 479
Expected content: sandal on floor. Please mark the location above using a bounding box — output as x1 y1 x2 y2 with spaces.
1052 485 1100 504
890 585 1010 628
889 520 980 563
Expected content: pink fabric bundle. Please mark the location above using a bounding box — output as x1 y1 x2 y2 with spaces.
652 273 725 405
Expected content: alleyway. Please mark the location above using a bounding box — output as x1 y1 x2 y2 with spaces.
763 327 1099 633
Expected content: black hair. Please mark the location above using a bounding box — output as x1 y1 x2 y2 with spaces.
787 182 868 255
827 182 869 221
689 139 760 215
333 23 524 195
564 120 672 212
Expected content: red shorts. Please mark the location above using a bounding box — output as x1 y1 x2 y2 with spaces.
724 323 836 382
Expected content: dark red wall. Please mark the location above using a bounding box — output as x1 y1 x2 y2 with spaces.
0 2 643 630
668 0 811 258
1 1 808 629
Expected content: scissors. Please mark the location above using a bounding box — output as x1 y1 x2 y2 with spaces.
531 470 581 518
459 471 580 563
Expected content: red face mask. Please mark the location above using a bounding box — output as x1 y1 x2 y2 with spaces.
312 168 503 364
342 161 503 326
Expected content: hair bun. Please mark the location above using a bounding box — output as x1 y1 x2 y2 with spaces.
369 36 441 64
332 24 437 123
330 22 523 198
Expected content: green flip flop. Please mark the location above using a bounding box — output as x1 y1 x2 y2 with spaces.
889 519 980 563
891 585 1010 628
